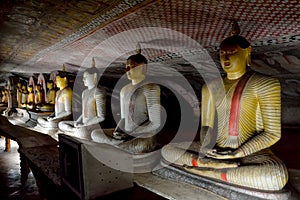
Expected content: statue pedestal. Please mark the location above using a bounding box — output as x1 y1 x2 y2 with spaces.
7 108 30 126
153 160 291 200
58 134 133 199
28 110 53 127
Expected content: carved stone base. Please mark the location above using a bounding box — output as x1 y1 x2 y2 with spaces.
153 160 291 200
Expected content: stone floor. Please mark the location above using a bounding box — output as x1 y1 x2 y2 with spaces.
0 137 40 200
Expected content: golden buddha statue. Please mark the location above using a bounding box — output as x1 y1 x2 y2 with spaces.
91 46 161 154
58 58 106 139
16 82 22 107
36 80 56 111
34 84 44 106
1 89 8 104
26 85 35 110
46 80 56 105
2 89 12 115
20 85 28 108
37 69 72 129
161 22 288 191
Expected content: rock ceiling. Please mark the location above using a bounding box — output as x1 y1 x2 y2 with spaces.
0 0 299 80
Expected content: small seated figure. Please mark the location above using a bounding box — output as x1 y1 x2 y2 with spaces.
1 89 8 105
91 47 161 154
58 59 106 139
21 85 28 108
37 80 57 111
2 89 12 115
46 80 56 104
161 22 288 191
34 84 45 107
26 85 35 110
37 70 72 129
16 82 22 107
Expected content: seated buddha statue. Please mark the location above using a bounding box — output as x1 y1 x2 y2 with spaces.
26 85 35 110
34 84 45 107
160 22 288 191
16 82 22 108
2 89 12 115
91 48 161 154
58 58 106 140
46 80 56 104
1 89 8 105
37 70 72 129
37 80 56 111
21 85 28 108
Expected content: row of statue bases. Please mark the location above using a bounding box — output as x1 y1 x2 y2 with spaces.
0 22 292 199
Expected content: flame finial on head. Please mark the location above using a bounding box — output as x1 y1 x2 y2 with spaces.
62 64 66 72
91 57 96 68
136 43 141 54
231 20 240 36
220 20 250 49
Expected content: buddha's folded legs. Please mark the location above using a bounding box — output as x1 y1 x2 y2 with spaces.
74 124 100 140
162 142 238 169
162 143 288 191
118 134 156 154
92 129 157 154
37 117 58 128
91 129 123 145
58 121 74 132
223 149 288 191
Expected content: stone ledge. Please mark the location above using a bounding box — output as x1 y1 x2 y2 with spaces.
152 162 291 200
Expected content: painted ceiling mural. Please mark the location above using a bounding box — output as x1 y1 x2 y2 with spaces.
0 0 299 72
0 0 300 124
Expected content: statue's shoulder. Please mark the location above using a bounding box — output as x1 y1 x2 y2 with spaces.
249 72 280 85
93 86 106 97
66 86 73 92
62 86 73 96
95 86 106 93
202 77 224 93
120 83 132 93
142 82 160 90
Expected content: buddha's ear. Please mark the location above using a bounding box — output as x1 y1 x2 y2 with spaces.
247 46 252 55
142 63 147 74
246 46 252 67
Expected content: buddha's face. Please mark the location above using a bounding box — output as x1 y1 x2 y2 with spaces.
28 86 33 93
83 72 96 87
56 76 67 89
125 59 144 80
47 82 53 89
36 85 41 91
220 44 250 74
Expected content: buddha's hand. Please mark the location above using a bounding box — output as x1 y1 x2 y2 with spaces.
47 116 54 121
113 131 129 140
74 122 83 127
206 149 244 159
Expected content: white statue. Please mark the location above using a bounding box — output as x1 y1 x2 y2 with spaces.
58 60 106 139
91 48 161 154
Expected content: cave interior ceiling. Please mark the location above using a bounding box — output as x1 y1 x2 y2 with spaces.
0 0 299 85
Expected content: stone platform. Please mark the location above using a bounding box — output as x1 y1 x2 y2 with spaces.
152 160 291 200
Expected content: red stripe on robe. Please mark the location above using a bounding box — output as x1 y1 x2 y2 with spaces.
228 73 252 136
